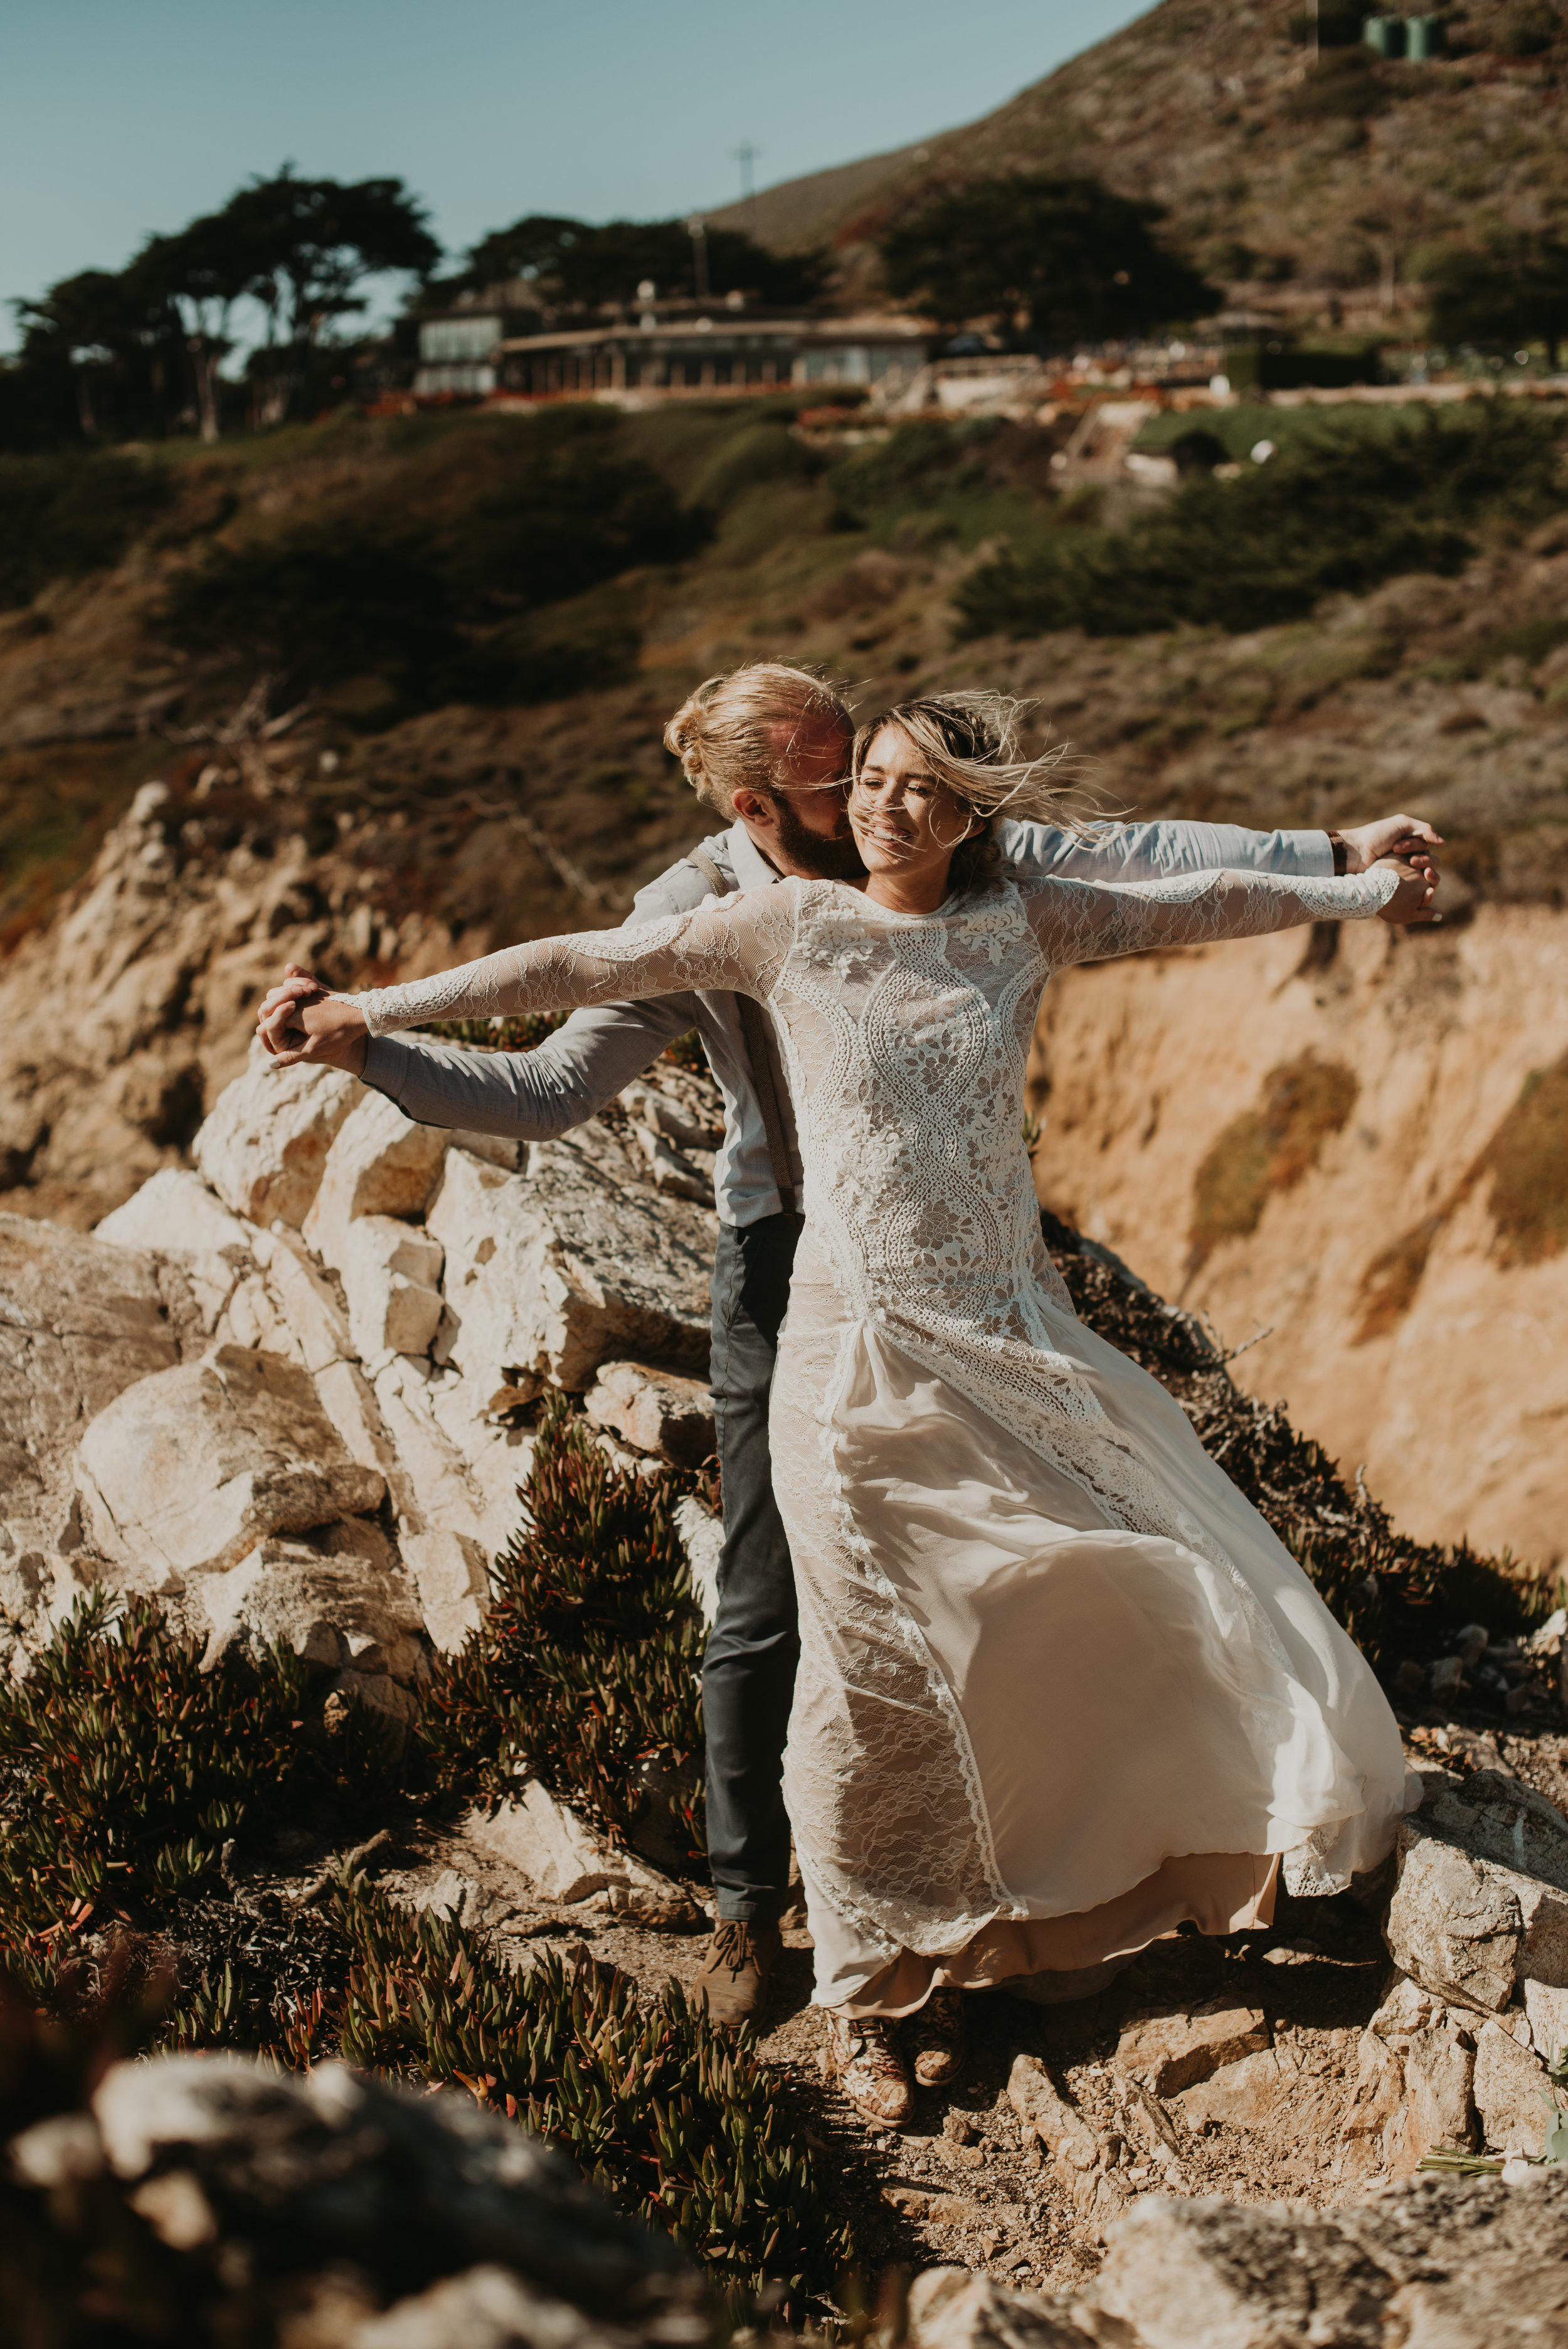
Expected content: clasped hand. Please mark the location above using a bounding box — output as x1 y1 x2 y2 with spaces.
256 965 369 1072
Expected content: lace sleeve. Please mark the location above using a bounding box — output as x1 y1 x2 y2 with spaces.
1019 865 1399 969
355 884 798 1037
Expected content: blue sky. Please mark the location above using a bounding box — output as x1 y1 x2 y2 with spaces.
3 0 1148 354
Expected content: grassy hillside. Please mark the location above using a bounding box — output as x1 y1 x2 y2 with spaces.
1 390 1566 973
708 0 1568 315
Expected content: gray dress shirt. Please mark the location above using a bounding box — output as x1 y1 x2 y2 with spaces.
361 816 1332 1228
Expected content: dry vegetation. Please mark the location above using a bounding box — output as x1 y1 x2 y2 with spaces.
3 391 1567 999
711 0 1568 324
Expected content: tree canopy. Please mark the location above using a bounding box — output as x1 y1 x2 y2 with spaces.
1422 235 1568 372
880 173 1218 349
454 214 828 312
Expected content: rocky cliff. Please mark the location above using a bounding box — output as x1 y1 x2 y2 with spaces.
1029 899 1568 1568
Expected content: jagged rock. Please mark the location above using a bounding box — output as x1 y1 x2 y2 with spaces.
75 1344 384 1585
1085 2194 1395 2348
1388 1828 1524 2015
371 1354 497 1550
1389 1772 1568 2060
1337 1973 1476 2180
583 1360 716 1468
195 1538 426 1682
674 1494 723 1626
353 2261 668 2349
95 1166 254 1260
628 1125 714 1206
1114 2000 1269 2096
464 1783 701 1928
1007 2054 1128 2234
303 1091 449 1266
76 2053 703 2326
194 1042 359 1229
904 2266 1084 2349
340 1215 446 1365
402 1527 490 1653
97 1167 260 1337
1473 2015 1554 2156
1055 2169 1568 2349
1420 1768 1568 1894
0 1214 177 1536
618 1079 722 1157
334 1666 420 1731
250 1223 358 1375
427 1127 712 1398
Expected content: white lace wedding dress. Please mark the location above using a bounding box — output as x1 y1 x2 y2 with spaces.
359 866 1412 2014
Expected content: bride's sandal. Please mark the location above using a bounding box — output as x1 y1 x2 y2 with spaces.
904 1986 968 2089
822 2008 914 2126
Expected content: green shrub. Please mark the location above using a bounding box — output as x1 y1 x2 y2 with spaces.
421 1393 709 1856
161 520 460 691
689 418 818 511
1188 1054 1360 1270
958 403 1568 640
325 1879 849 2301
157 411 703 704
0 452 171 609
0 1568 842 2306
1462 1051 1568 1266
0 1590 394 1983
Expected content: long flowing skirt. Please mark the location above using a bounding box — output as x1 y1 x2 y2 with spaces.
769 1234 1412 2015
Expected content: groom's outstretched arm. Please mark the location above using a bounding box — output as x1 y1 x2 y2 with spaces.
356 849 723 1139
998 812 1441 884
361 995 692 1141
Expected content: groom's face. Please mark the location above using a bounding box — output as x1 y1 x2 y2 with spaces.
734 714 864 880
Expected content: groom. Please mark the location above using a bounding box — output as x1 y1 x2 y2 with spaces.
262 662 1441 2026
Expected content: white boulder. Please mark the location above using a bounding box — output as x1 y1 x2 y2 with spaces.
302 1091 448 1268
1474 2013 1557 2156
196 1536 426 1682
75 1344 384 1584
464 1781 701 1927
906 2269 1082 2349
583 1359 715 1468
95 1167 255 1259
1389 1769 1568 2060
401 1527 490 1653
427 1124 711 1397
0 1213 177 1534
340 1215 445 1365
1337 1972 1477 2180
193 1042 358 1229
674 1493 723 1626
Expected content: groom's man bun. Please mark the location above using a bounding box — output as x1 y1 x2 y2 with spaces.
665 662 852 816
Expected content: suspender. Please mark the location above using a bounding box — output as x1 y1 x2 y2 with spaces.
686 846 798 1217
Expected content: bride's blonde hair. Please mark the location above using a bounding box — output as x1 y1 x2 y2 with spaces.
851 693 1094 890
665 662 852 816
852 692 1088 825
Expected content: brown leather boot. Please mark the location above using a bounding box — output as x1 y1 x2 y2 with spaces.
821 2008 914 2127
904 1986 968 2089
691 1919 782 2028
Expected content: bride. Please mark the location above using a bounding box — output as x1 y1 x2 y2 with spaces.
260 697 1429 2126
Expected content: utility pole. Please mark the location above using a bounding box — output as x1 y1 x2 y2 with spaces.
732 141 760 222
687 215 710 302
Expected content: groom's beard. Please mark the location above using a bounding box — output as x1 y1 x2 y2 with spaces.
769 792 867 880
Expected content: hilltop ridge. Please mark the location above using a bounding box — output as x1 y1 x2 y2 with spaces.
707 0 1568 315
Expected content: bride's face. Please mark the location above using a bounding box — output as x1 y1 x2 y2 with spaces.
850 724 978 888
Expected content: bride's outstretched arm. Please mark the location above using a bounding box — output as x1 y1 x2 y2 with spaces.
258 887 795 1068
1021 859 1429 970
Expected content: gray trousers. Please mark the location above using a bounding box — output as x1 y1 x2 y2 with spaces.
702 1212 803 1924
